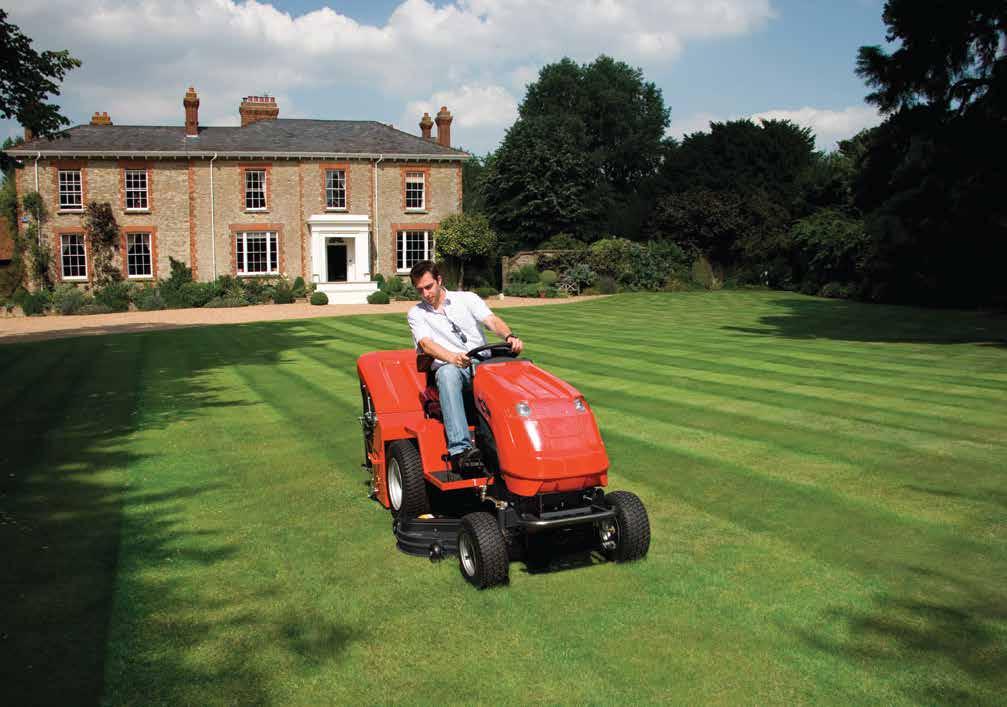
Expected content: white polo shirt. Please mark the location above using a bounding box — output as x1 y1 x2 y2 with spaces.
407 291 493 367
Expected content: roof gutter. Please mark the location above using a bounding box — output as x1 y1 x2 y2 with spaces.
5 149 469 162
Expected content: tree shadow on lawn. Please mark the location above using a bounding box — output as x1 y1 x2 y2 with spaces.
723 296 1007 346
792 565 1007 704
0 321 361 706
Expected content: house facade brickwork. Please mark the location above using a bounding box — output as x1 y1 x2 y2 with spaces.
7 90 468 303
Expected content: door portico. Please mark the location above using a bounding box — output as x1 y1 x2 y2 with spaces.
307 214 377 304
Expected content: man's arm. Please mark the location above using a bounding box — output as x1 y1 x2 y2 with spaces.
418 337 469 367
483 313 524 354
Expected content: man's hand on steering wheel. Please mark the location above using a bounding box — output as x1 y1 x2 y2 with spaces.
506 334 524 354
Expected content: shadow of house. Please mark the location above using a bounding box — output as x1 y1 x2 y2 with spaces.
0 320 361 705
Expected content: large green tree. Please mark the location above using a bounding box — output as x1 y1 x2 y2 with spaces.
853 0 1006 305
0 9 80 169
482 55 670 249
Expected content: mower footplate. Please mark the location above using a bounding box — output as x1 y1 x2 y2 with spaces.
516 505 617 532
428 471 495 491
394 517 462 559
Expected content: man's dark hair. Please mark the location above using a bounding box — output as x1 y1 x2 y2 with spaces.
409 260 440 285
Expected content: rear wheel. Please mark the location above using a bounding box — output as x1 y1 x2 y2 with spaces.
601 491 650 562
386 441 429 519
458 512 509 589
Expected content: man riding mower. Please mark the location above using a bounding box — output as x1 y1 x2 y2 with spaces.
356 261 650 588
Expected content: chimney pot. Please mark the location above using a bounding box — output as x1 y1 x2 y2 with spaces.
239 95 279 127
419 112 433 140
184 86 200 137
90 111 113 126
435 106 453 148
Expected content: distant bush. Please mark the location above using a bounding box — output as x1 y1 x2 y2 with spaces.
596 275 618 295
134 287 166 311
241 278 271 304
291 276 307 299
503 283 540 297
539 269 558 286
204 295 248 308
539 233 587 250
272 278 295 304
159 257 194 307
474 286 499 298
310 291 329 305
559 263 595 294
384 276 404 295
94 281 132 312
20 290 49 316
818 281 854 299
512 264 540 284
52 284 88 315
367 290 391 304
397 282 418 300
78 303 114 315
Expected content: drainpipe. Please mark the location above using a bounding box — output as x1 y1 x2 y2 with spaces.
373 155 383 275
33 152 41 246
209 153 218 278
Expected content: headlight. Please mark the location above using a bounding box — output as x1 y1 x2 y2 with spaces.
516 401 531 417
573 397 587 413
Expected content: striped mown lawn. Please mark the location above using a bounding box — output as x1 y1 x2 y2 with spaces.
2 291 1005 705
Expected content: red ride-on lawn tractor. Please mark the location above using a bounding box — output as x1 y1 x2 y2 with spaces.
357 343 650 588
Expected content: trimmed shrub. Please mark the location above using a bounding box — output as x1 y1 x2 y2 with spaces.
367 290 391 304
474 286 499 298
52 284 88 315
371 273 385 288
539 269 558 286
134 287 166 311
159 256 194 307
94 281 132 312
291 276 307 299
310 291 329 305
204 295 248 308
20 290 49 316
78 303 114 315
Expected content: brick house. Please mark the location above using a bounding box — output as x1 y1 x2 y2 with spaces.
6 89 468 303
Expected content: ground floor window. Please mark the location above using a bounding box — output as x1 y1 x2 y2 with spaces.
60 233 87 279
126 232 153 277
396 230 430 272
236 231 279 275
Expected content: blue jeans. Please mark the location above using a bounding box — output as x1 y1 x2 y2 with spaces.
435 362 476 456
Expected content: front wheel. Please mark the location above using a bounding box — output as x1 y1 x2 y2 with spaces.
600 490 651 562
458 512 509 589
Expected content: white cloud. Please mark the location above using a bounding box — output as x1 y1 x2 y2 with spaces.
750 106 882 149
671 105 882 150
3 0 774 134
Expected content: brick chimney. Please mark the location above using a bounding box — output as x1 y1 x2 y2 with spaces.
90 111 112 126
24 126 33 142
435 106 453 147
184 86 200 137
419 112 433 140
239 95 279 127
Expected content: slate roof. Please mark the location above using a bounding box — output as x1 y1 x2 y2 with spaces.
6 119 469 160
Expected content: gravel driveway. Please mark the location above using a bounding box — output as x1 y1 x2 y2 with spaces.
0 295 606 344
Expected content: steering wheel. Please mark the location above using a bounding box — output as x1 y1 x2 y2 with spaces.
465 342 518 361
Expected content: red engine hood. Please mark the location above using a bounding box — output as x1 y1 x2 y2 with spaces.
473 360 609 496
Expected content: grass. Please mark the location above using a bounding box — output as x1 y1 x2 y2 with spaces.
1 290 1005 705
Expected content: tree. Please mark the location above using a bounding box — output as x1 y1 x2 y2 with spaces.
0 10 80 168
852 0 1007 305
483 55 670 247
435 212 497 289
520 56 669 190
482 114 601 250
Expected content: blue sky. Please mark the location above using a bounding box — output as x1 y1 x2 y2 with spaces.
3 1 891 153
